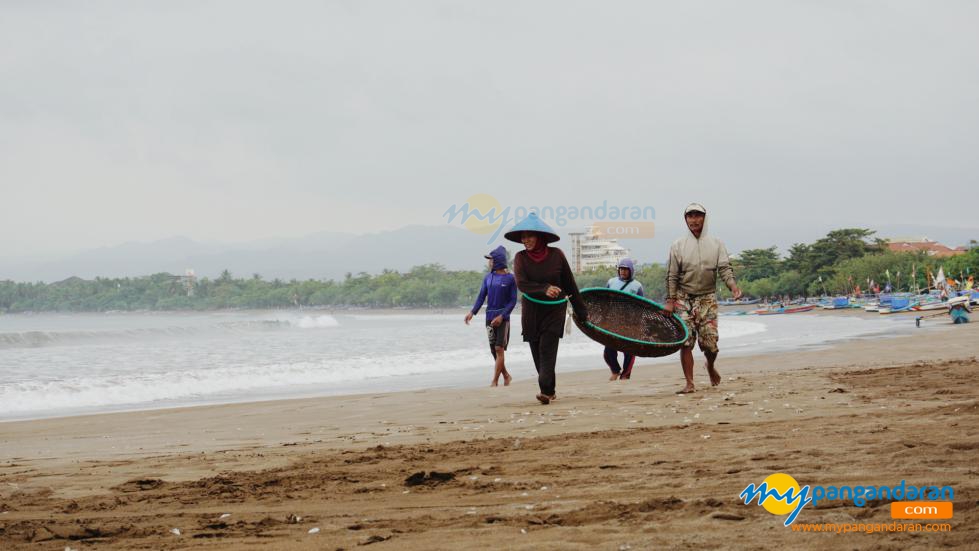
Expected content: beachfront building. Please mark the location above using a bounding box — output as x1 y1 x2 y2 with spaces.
568 226 632 273
885 237 967 258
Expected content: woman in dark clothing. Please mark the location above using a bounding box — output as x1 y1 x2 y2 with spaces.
506 213 588 405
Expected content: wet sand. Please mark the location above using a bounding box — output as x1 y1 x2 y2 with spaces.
1 316 976 549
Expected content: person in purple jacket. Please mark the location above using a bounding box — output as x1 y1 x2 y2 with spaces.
465 245 518 386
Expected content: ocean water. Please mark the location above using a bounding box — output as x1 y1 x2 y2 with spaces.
0 310 912 421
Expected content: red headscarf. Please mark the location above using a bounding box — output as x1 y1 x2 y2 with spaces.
525 233 550 263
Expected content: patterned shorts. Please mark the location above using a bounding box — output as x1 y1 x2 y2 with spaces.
675 292 719 353
486 318 510 353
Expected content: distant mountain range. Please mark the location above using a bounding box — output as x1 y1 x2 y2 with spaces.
1 226 498 282
1 223 975 283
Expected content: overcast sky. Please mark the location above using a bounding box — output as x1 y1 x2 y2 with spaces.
2 1 977 259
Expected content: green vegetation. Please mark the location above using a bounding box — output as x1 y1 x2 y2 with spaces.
577 264 667 300
730 229 978 298
1 230 975 312
0 266 479 312
0 263 669 313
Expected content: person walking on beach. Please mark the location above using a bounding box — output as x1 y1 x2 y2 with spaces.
663 203 742 394
604 258 644 381
465 245 518 386
507 213 588 405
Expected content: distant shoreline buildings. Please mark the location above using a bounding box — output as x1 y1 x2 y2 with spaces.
885 237 967 258
568 226 631 273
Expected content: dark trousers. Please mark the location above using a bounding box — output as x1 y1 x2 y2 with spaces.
528 333 561 396
604 347 636 378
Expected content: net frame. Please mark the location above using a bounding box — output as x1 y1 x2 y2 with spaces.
571 288 689 357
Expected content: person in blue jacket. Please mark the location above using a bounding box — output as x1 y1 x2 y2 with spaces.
604 258 644 381
466 245 518 386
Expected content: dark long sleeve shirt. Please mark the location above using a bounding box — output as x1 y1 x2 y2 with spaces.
513 247 588 339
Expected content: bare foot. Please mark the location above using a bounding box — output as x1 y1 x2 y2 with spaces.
676 385 695 394
706 363 721 386
536 393 551 405
609 373 620 381
491 381 499 387
503 374 512 386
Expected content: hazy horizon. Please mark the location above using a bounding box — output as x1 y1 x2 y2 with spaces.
3 2 977 261
8 219 979 261
2 219 976 284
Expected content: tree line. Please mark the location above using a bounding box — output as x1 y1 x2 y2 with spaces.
0 263 669 313
0 229 975 312
731 229 978 298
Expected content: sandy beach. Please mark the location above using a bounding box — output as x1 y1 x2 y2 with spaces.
1 314 976 549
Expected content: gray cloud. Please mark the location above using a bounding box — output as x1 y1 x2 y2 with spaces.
2 1 976 259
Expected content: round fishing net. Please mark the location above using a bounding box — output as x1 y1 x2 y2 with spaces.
572 288 689 357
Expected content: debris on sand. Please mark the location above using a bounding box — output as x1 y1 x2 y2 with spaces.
404 471 455 487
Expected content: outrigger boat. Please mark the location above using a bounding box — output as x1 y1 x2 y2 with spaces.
879 296 915 314
756 304 817 315
912 301 947 312
821 297 851 310
718 298 761 306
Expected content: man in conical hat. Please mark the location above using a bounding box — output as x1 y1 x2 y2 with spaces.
664 203 742 394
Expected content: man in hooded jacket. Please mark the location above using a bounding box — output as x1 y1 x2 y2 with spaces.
663 203 742 394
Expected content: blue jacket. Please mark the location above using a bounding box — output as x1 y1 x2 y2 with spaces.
472 246 517 320
607 258 644 296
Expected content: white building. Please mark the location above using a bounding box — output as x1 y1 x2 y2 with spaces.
568 226 631 273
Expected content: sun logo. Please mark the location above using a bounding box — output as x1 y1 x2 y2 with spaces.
442 194 512 243
739 472 812 526
460 194 505 234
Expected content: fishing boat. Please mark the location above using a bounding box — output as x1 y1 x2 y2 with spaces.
821 297 850 310
718 298 761 306
756 304 817 315
912 302 947 312
879 296 914 314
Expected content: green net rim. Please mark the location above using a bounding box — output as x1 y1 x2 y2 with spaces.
521 293 568 305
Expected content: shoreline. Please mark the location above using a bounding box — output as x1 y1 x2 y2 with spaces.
0 309 926 423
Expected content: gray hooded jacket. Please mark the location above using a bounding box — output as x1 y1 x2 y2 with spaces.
666 207 736 299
